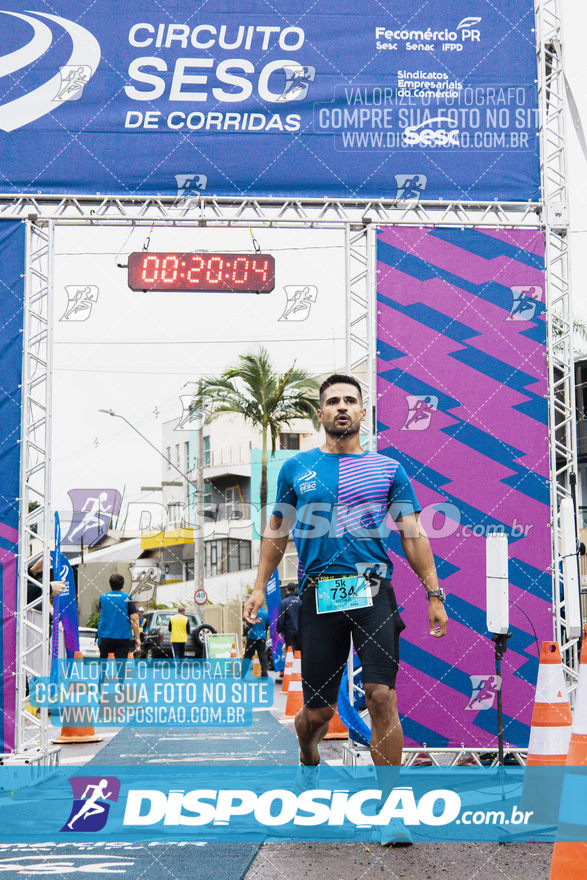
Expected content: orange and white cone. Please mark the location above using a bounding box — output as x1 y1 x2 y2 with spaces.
549 631 587 880
526 641 572 766
521 641 572 823
281 648 294 694
324 706 348 740
280 651 303 720
51 651 103 744
252 655 261 678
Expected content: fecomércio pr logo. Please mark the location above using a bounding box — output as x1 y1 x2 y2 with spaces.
0 10 100 132
61 776 120 833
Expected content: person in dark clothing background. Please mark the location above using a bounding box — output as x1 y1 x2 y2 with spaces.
277 582 302 653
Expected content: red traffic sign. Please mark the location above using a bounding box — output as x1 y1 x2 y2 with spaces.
194 588 207 605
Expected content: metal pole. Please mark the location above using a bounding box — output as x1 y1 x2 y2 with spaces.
569 472 584 641
492 633 512 765
196 383 205 596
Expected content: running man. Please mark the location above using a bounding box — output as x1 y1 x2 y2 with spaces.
243 374 448 844
67 779 112 829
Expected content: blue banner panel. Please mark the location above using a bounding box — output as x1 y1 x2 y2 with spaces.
0 765 582 843
0 220 25 753
0 1 538 201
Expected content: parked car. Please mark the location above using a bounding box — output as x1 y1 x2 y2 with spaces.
78 627 100 659
140 610 216 659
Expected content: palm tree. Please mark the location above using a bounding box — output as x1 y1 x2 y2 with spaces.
192 348 320 538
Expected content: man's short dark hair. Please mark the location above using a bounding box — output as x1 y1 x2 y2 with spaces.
319 374 363 404
109 573 125 590
286 583 297 593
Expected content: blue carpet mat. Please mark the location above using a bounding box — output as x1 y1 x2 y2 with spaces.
87 710 300 766
2 712 298 879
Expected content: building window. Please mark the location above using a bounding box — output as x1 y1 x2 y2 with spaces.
166 447 171 470
203 435 211 466
167 503 182 527
225 485 239 518
184 441 190 472
279 432 300 450
204 539 252 577
175 444 180 468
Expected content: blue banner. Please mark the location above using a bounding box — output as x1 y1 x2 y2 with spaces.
265 570 284 672
0 765 582 842
50 512 80 676
0 1 539 201
32 658 273 726
0 220 25 753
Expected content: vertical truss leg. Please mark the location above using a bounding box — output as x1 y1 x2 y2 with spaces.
538 0 579 687
15 219 58 763
345 222 375 449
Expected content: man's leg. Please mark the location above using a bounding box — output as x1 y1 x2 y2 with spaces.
240 638 255 677
363 682 412 846
363 683 403 766
257 639 269 677
294 704 335 765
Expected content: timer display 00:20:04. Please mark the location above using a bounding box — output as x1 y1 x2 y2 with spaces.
127 252 276 292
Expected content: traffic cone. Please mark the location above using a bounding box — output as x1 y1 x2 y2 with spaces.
549 631 587 879
281 648 294 694
324 706 348 740
521 641 572 824
526 642 572 766
280 651 303 720
252 656 261 678
51 652 103 744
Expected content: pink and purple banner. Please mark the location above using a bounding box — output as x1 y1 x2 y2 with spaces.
376 226 550 749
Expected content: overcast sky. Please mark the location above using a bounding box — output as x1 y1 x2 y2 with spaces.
51 225 346 520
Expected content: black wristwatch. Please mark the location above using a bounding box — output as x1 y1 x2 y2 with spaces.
426 588 446 601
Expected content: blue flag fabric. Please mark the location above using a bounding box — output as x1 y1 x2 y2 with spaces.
50 513 80 681
265 570 284 672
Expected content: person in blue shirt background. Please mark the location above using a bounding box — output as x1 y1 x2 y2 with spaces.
97 573 140 659
242 605 269 678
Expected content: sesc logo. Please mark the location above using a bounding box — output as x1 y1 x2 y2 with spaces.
0 11 100 132
403 117 460 148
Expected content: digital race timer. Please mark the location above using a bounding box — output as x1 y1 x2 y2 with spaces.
127 252 275 293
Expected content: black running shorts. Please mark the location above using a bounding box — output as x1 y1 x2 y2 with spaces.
299 577 406 709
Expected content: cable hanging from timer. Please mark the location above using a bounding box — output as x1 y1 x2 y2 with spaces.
249 228 261 254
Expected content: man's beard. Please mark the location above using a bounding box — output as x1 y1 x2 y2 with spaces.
324 416 360 437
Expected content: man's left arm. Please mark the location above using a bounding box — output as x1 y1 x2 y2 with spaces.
130 612 141 653
397 513 448 638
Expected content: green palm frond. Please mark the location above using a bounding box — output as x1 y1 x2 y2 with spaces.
190 346 320 440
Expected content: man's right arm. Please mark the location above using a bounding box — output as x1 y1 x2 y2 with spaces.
243 515 292 624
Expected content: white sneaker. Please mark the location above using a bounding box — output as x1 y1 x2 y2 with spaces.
375 819 414 847
295 759 320 793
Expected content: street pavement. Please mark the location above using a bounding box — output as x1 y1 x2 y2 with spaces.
46 671 555 880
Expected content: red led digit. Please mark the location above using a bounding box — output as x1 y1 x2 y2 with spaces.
187 255 205 284
161 255 179 283
232 257 249 285
206 257 223 284
142 255 160 284
252 258 269 281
